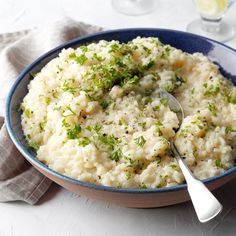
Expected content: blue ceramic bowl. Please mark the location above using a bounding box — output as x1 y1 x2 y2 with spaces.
5 29 236 208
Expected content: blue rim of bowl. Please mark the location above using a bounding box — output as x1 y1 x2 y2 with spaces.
5 28 236 194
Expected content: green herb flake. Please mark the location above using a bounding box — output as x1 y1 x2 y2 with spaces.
175 76 187 87
160 98 169 106
56 65 63 72
215 159 224 168
28 142 39 150
191 88 195 94
18 102 24 112
156 158 161 165
93 53 103 62
127 75 139 85
125 172 131 180
45 97 51 105
155 121 163 134
208 103 218 116
39 121 46 132
109 43 119 53
99 134 120 149
69 52 87 65
100 100 109 109
29 71 37 78
62 80 77 94
94 123 102 133
142 60 155 70
63 106 76 117
80 45 88 53
138 122 146 130
134 136 146 147
24 109 32 118
78 137 91 147
67 124 82 139
225 126 236 134
142 45 151 53
140 184 147 189
110 148 123 162
203 83 220 96
171 108 181 114
62 118 70 128
170 164 177 169
153 105 160 111
163 85 174 93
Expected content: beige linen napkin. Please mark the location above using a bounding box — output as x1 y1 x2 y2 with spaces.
0 18 103 204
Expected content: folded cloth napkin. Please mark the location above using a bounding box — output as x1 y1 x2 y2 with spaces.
0 18 103 204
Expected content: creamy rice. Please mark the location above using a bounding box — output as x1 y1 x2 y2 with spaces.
21 37 236 188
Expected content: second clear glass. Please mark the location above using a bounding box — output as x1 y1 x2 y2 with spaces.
186 0 235 42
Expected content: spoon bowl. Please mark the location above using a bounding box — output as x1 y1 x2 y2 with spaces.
158 89 223 223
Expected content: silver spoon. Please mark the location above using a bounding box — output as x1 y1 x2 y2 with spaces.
157 89 223 223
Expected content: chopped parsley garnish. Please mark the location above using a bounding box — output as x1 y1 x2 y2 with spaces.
110 148 123 162
203 83 220 96
125 172 131 180
94 123 102 133
62 80 77 94
39 121 46 132
225 93 236 104
170 164 177 169
225 126 236 134
29 71 37 78
175 76 187 87
69 52 87 65
155 121 163 134
163 85 174 93
140 184 147 189
156 158 161 165
171 108 181 114
63 106 76 117
66 124 81 139
118 119 126 126
127 75 139 85
134 136 146 147
98 134 120 149
153 105 160 111
18 102 24 112
24 109 32 118
142 45 151 55
208 103 218 116
160 98 169 106
80 45 88 53
100 100 109 109
109 43 119 53
45 97 51 105
215 159 223 168
62 118 70 128
142 60 155 70
78 137 91 147
28 142 39 150
93 53 103 62
86 123 102 133
56 65 63 72
138 122 146 130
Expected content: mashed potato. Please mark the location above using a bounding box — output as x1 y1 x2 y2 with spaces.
21 37 236 188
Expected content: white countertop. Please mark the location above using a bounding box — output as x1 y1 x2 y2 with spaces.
0 1 236 235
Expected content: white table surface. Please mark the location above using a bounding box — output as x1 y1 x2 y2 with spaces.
0 1 236 235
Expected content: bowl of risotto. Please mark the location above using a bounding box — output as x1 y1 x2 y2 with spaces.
5 29 236 208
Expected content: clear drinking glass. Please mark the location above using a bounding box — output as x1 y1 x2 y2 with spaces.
186 0 235 42
112 0 157 16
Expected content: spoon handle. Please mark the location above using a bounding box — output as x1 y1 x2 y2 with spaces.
171 142 223 223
